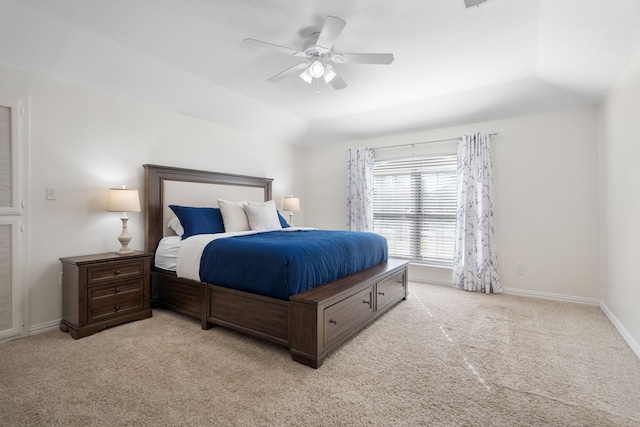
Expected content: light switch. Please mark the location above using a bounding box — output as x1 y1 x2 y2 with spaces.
46 187 57 200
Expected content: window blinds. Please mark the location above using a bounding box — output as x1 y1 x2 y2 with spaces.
373 155 457 267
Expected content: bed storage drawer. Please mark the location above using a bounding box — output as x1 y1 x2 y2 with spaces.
376 269 406 311
324 286 374 345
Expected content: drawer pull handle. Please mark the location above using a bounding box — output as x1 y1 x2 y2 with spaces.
397 280 404 284
115 305 121 311
115 270 121 275
378 292 385 296
363 300 370 305
329 319 337 325
115 288 121 293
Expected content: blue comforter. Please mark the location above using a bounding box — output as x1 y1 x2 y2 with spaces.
199 230 388 300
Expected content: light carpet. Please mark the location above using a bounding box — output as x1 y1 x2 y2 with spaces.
1 283 639 426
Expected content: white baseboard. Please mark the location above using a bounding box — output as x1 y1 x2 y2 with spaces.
411 281 600 305
409 278 453 287
28 319 61 336
501 287 600 305
599 301 640 360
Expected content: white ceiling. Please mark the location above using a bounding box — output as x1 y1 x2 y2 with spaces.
1 0 639 146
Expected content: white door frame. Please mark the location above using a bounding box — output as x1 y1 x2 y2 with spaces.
0 88 29 343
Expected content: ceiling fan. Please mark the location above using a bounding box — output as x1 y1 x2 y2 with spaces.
244 16 394 90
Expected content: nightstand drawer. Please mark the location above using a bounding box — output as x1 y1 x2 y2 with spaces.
87 260 145 285
88 280 144 323
89 279 142 300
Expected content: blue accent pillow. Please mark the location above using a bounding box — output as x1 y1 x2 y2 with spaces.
277 210 290 228
169 205 225 239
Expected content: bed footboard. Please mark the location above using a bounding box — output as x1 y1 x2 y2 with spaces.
289 259 408 368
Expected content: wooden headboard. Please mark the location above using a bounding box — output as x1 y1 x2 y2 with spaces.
143 164 273 253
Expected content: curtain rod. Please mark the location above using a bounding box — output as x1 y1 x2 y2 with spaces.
375 132 499 151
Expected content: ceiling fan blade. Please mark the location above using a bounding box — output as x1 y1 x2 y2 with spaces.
333 53 395 65
244 38 306 57
315 16 346 50
267 63 309 82
329 73 347 90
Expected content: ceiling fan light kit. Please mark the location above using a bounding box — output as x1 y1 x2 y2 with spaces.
299 68 313 84
308 60 325 78
244 16 394 90
323 65 337 83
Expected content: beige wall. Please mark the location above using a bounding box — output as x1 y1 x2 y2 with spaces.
0 64 304 328
303 108 601 301
599 46 640 354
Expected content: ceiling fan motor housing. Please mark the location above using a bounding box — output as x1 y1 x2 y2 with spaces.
303 33 332 58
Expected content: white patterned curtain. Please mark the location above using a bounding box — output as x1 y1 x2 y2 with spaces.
347 147 375 231
453 132 501 293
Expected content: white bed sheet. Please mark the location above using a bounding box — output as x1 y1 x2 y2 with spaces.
155 236 182 271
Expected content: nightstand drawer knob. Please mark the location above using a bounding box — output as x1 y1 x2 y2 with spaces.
115 270 121 275
115 305 120 311
115 288 121 293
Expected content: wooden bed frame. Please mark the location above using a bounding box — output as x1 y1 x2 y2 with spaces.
144 164 408 368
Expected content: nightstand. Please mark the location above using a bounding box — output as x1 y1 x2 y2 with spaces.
59 251 153 339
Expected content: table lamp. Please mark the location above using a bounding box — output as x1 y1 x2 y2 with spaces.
283 196 300 227
106 186 141 255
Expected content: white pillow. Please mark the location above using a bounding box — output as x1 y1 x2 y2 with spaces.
244 200 282 231
167 217 184 237
217 199 250 232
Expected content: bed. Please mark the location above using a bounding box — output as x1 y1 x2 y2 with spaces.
144 164 408 368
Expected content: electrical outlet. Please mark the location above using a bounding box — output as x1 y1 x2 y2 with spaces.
516 263 525 275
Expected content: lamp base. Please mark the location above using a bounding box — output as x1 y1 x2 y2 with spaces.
115 216 135 255
288 213 295 227
115 248 136 255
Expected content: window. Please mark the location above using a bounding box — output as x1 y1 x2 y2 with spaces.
373 155 457 267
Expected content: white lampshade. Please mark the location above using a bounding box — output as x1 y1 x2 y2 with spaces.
107 188 141 213
283 196 300 212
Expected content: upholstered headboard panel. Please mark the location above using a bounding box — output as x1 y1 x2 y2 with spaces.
143 164 273 253
161 180 266 236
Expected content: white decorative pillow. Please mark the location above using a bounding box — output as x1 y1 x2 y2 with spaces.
167 217 184 237
244 200 282 231
217 199 250 232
